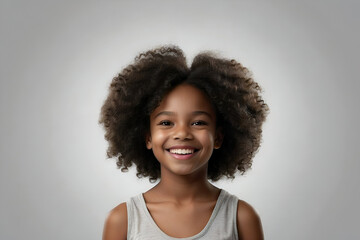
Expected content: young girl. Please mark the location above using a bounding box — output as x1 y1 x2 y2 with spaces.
100 46 268 240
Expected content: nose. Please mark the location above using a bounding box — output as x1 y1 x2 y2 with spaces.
173 124 193 140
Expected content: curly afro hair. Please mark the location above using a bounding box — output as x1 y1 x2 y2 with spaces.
99 45 269 182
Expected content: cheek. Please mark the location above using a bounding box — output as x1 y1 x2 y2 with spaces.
197 131 215 148
151 130 168 147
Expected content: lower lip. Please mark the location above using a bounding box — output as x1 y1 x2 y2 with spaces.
168 151 197 160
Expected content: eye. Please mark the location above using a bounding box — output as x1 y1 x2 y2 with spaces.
192 121 207 126
158 120 172 126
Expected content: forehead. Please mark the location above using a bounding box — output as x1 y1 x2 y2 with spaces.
151 84 216 117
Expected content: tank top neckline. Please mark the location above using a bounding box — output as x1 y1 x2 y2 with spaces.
137 189 226 240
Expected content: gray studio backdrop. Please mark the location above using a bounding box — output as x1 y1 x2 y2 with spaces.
1 0 359 239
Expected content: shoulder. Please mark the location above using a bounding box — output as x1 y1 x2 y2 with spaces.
236 200 264 240
102 202 127 240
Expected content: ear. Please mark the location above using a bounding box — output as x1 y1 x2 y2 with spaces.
214 127 224 149
145 133 152 149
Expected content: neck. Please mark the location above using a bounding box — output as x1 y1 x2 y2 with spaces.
152 166 219 203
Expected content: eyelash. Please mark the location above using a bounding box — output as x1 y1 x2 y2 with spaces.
157 120 208 126
192 121 207 126
158 120 172 126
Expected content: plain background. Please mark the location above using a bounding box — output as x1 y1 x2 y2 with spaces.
1 0 359 239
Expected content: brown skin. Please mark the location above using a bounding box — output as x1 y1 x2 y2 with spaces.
102 84 264 240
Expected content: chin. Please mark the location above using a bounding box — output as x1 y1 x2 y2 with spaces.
163 164 207 177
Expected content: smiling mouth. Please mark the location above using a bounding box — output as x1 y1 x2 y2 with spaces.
166 148 199 155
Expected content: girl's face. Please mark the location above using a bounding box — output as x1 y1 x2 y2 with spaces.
146 84 222 178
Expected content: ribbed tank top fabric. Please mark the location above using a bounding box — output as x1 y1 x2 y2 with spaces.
126 189 239 240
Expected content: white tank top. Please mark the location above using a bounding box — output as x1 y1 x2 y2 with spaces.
126 189 239 239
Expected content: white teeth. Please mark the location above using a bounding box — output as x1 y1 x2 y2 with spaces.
169 149 195 155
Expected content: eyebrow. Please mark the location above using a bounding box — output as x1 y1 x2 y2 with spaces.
153 111 213 119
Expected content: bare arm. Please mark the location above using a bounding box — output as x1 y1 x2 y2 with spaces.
237 200 264 240
102 202 127 240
